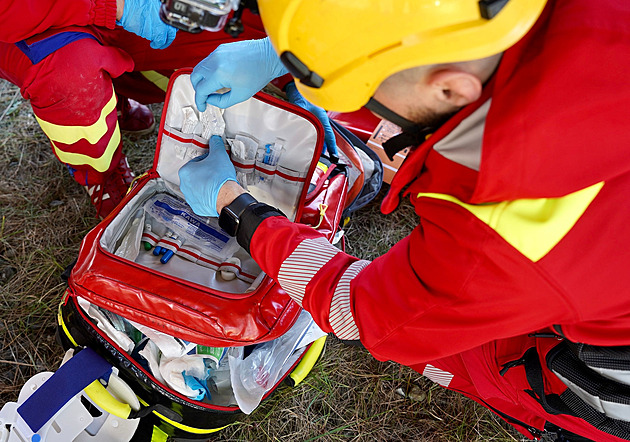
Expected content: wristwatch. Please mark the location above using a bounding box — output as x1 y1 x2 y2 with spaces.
218 192 258 237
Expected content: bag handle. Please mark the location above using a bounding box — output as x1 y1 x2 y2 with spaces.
304 162 338 204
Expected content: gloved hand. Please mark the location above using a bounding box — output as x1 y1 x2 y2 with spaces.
285 82 338 157
178 135 238 217
191 37 288 111
116 0 177 49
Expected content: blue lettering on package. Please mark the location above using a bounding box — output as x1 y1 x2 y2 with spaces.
153 200 229 243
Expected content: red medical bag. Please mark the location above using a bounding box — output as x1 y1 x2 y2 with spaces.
56 69 357 440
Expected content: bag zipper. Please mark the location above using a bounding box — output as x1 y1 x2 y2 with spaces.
499 354 528 376
500 332 563 376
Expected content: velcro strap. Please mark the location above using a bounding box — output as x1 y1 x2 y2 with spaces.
17 347 112 433
237 203 285 254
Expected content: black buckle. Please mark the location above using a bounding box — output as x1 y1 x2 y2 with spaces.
280 51 324 88
478 0 509 19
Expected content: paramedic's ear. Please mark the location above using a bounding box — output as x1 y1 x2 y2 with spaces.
426 69 483 108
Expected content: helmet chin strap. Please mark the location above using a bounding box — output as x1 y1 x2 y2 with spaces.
365 98 434 160
365 98 417 131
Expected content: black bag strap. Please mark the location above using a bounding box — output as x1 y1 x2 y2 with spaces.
329 120 383 218
523 344 630 440
567 341 630 371
523 347 574 415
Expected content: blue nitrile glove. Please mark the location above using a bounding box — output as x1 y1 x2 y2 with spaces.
116 0 177 49
285 82 338 157
182 373 209 401
178 135 237 217
191 37 288 111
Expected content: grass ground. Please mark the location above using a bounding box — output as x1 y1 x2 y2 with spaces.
0 78 527 441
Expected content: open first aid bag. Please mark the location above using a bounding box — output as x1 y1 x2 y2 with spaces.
54 69 345 440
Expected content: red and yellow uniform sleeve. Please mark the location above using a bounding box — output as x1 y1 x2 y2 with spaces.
0 0 117 43
250 217 367 341
249 196 582 367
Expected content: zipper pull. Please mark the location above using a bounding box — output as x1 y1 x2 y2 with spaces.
499 356 528 376
528 332 563 339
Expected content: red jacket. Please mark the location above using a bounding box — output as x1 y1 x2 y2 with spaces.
252 0 630 365
0 0 116 43
248 0 630 438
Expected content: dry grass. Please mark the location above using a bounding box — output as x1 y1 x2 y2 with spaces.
0 79 526 441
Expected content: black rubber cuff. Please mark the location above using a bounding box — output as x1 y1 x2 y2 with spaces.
237 203 285 254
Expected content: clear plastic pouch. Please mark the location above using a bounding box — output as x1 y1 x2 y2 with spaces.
143 193 239 263
228 310 326 413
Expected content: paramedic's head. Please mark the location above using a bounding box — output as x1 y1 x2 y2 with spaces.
370 56 502 129
258 0 547 128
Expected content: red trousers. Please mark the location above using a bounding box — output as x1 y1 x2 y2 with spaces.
0 13 265 186
414 335 627 441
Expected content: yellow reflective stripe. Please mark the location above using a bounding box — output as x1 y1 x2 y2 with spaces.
418 182 604 262
317 161 329 173
153 410 228 435
35 87 117 145
35 87 120 172
57 302 78 347
50 129 120 172
141 70 170 92
151 426 168 442
137 398 230 435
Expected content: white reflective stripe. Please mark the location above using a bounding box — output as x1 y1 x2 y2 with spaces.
423 364 454 388
554 371 630 422
277 237 340 306
592 366 630 387
329 260 369 340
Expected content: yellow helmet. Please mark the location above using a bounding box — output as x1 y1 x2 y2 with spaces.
259 0 547 112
